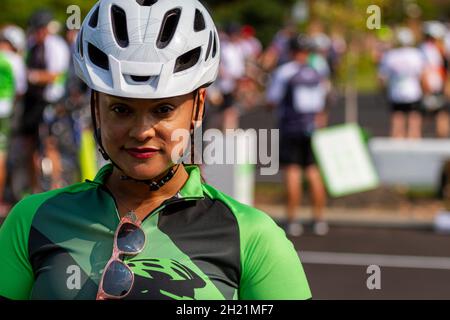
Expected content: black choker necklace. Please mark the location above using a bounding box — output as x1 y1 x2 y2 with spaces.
119 164 181 191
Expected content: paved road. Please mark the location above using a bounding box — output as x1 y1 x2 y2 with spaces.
291 225 450 300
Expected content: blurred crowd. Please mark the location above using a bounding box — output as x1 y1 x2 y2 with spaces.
205 21 346 132
1 7 450 229
0 10 91 214
376 21 450 139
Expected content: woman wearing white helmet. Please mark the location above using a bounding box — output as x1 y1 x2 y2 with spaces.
0 0 311 300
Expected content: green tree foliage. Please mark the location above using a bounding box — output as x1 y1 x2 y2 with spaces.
205 0 297 46
0 0 95 29
0 0 295 47
0 0 447 46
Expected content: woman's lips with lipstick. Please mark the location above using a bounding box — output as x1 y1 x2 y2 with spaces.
125 147 159 159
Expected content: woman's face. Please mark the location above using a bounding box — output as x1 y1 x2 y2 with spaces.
95 90 205 180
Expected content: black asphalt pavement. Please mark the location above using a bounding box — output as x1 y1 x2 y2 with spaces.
292 225 450 300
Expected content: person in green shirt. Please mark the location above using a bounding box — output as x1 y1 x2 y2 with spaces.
0 0 311 300
0 25 27 214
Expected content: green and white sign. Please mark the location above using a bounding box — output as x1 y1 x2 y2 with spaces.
312 123 379 197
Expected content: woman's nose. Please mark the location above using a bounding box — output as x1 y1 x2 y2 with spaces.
128 117 157 141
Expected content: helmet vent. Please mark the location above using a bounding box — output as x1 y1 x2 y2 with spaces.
124 74 159 88
194 9 206 32
88 43 109 70
111 5 129 48
89 5 99 28
136 0 158 6
174 47 201 73
130 75 151 82
157 8 181 49
212 32 218 58
205 31 212 60
78 28 84 58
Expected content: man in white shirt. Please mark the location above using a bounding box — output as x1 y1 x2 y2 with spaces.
17 10 70 193
379 27 425 139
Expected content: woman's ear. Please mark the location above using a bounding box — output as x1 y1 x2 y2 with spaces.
192 88 206 130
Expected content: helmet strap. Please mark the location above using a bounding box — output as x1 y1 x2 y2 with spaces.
119 164 181 192
190 90 201 164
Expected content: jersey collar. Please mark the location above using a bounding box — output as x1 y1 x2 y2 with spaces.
92 163 205 200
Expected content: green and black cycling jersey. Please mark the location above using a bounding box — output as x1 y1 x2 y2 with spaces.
0 164 311 300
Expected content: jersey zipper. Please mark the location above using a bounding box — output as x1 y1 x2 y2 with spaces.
86 179 204 223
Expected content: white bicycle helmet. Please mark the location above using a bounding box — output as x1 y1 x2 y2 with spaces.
423 21 447 40
74 0 220 99
0 25 26 53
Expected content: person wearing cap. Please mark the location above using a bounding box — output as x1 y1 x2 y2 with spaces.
0 25 27 214
379 26 426 139
16 9 70 193
239 25 262 60
0 0 311 300
267 34 328 237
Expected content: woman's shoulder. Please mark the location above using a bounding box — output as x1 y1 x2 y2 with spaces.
8 181 96 217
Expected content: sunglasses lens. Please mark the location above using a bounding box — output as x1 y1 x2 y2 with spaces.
102 260 133 297
117 223 145 253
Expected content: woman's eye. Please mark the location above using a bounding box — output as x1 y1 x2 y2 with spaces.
155 105 174 114
112 105 131 115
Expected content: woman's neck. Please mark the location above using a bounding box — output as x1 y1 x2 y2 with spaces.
105 164 189 220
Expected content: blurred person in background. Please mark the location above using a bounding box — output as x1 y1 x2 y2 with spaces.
309 32 332 129
379 27 425 139
0 25 27 214
261 22 297 71
38 26 92 188
215 23 246 130
267 35 328 237
445 23 450 106
420 21 448 138
234 25 265 114
64 27 95 181
239 25 262 60
16 10 70 194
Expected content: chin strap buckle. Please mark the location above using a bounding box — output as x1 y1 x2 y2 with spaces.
119 164 180 192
